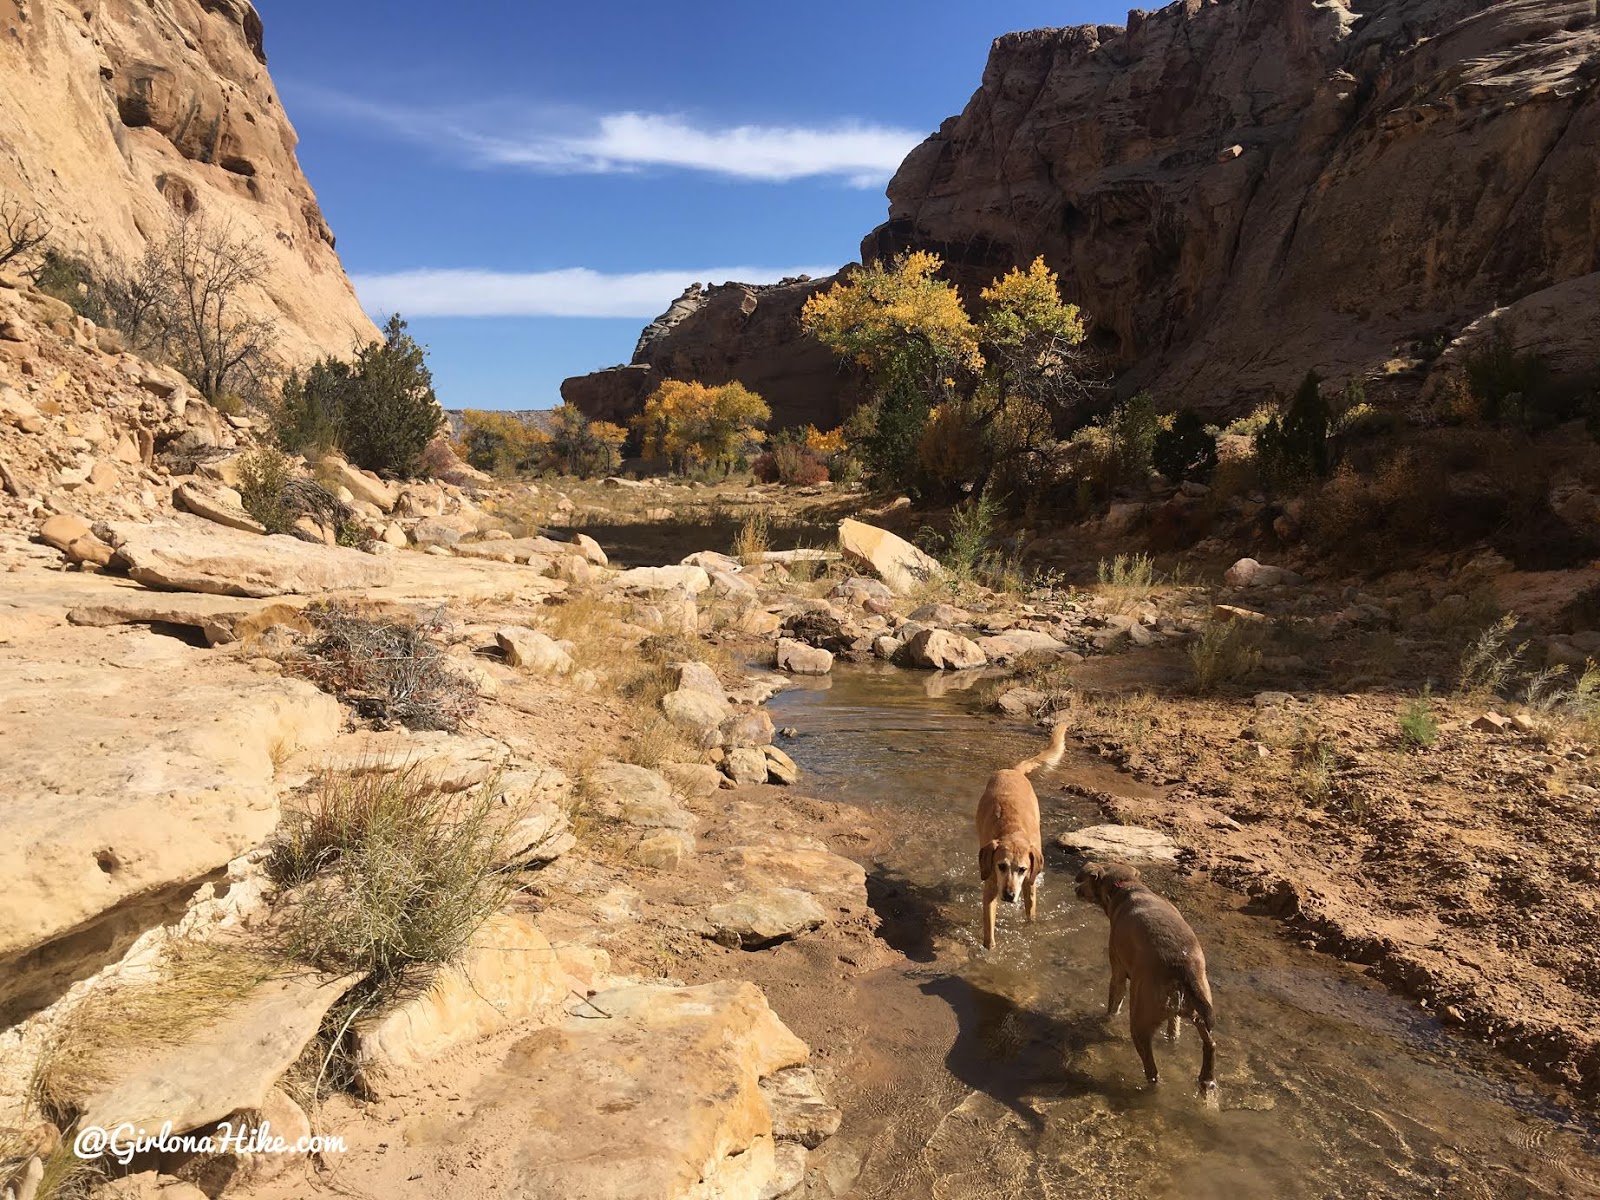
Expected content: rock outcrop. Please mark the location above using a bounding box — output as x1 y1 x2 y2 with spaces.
561 276 870 431
863 0 1600 409
0 0 378 365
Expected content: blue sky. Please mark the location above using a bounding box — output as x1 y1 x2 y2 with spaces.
262 1 1122 410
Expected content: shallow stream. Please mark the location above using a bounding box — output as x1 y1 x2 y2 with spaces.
769 666 1600 1199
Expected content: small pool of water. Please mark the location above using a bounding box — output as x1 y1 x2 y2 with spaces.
769 666 1600 1200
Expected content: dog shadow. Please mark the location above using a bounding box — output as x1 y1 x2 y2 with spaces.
865 864 966 963
917 974 1122 1132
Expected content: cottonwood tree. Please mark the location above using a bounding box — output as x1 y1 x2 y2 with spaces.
161 211 277 402
634 380 770 475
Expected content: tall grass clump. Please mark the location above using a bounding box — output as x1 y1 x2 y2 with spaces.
269 767 514 982
1455 613 1526 700
1188 618 1263 693
1096 552 1156 608
1399 687 1439 748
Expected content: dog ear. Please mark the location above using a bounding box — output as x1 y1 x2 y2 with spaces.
979 840 998 881
1029 847 1045 876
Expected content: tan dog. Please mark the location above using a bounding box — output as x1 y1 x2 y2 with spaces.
1074 861 1217 1093
975 722 1068 949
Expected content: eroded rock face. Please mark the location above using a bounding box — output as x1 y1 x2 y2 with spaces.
864 1 1600 410
561 276 871 431
0 0 378 365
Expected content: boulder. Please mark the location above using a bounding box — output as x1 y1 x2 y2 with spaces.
613 565 711 596
585 762 694 830
1223 557 1303 588
496 626 574 674
904 627 987 670
976 629 1067 661
671 660 726 699
997 687 1048 716
174 481 266 535
661 687 734 744
720 708 775 749
837 518 943 594
774 636 833 675
411 518 463 547
723 745 772 786
318 455 398 512
572 532 609 566
354 914 588 1095
107 522 393 597
635 829 696 871
762 745 800 786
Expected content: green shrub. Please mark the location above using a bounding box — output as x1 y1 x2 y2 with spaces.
1153 409 1218 482
1398 688 1439 748
31 249 107 323
1109 390 1159 482
273 316 442 477
1255 370 1331 488
236 445 298 534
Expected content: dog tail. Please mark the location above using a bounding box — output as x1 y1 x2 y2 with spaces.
1014 721 1069 776
1180 968 1218 1091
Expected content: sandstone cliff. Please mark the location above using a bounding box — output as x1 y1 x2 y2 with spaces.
0 0 377 365
865 0 1600 408
562 275 869 432
565 0 1599 421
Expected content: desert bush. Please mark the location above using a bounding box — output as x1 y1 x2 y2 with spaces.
0 197 48 270
457 409 548 475
545 403 627 477
1096 552 1156 607
285 603 477 731
31 248 108 323
1153 409 1218 482
237 445 298 534
1255 370 1331 488
274 316 442 477
1399 688 1439 748
338 315 444 477
1462 326 1559 430
1456 613 1527 700
1291 728 1340 804
275 355 352 457
1189 618 1264 693
754 433 830 486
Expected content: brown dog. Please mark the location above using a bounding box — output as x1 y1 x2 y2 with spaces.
975 722 1068 949
1074 861 1217 1093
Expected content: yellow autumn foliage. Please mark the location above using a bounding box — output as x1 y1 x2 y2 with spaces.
801 251 981 376
634 379 771 474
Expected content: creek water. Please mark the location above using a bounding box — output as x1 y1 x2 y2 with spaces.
768 665 1600 1200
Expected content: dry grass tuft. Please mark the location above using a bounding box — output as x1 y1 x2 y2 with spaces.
1095 553 1156 610
732 508 771 566
32 942 271 1125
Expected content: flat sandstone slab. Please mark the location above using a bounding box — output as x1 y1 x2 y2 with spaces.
0 630 343 1013
108 519 394 597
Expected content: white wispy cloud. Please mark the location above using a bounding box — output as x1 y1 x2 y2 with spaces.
291 85 921 185
352 265 839 319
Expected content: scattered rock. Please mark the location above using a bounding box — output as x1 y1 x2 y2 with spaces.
762 744 800 785
661 686 734 744
636 829 696 871
1056 824 1181 863
997 687 1048 716
613 564 710 596
724 745 772 785
1472 712 1512 734
707 887 827 948
173 481 265 535
760 1066 842 1149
